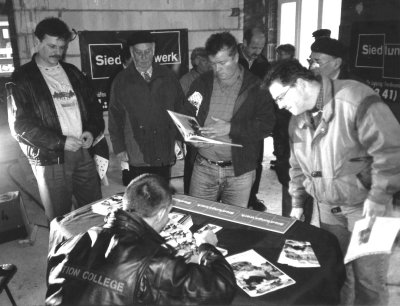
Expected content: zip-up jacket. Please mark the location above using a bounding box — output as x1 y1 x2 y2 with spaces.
181 69 276 176
7 56 104 166
46 209 237 305
289 76 400 208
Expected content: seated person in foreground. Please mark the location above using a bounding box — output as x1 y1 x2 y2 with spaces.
46 174 237 305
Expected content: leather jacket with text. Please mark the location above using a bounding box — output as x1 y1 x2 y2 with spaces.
46 210 237 305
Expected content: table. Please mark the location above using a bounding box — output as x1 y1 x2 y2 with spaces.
49 195 345 305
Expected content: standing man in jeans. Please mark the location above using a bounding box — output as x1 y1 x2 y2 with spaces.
263 59 400 305
182 32 275 208
238 27 271 211
8 17 104 222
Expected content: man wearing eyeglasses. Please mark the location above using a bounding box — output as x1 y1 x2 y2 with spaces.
263 59 400 305
308 37 353 80
109 31 184 184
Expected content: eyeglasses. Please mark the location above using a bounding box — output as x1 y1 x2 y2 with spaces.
275 86 292 104
307 58 333 69
133 48 153 58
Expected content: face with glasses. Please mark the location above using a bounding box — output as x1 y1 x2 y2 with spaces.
130 42 155 72
308 52 341 79
269 79 316 116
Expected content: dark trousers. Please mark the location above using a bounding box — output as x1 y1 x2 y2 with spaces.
248 140 264 203
183 146 196 194
31 149 102 222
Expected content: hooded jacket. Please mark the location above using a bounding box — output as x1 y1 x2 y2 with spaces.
46 209 236 305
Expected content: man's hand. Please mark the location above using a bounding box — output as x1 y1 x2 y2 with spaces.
64 136 83 152
81 131 94 149
117 151 129 163
199 116 231 138
362 198 387 218
290 207 304 221
194 230 218 246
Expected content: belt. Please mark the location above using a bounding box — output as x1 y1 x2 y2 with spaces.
198 154 232 167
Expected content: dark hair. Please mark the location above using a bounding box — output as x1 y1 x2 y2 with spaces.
276 44 295 57
243 27 265 44
205 32 237 57
190 47 208 66
123 174 172 218
262 59 319 89
34 17 72 41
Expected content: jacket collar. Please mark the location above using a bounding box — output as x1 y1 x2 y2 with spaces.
296 76 335 129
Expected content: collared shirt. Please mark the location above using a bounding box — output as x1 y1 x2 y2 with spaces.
139 66 153 80
199 66 244 161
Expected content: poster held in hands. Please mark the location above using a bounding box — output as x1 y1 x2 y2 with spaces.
167 110 242 147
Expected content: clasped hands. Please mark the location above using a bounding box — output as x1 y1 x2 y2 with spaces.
64 131 94 151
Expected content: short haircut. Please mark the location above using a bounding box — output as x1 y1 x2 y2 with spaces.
123 174 172 218
190 47 208 66
276 44 295 57
34 17 72 41
243 27 265 44
205 32 237 57
262 59 319 89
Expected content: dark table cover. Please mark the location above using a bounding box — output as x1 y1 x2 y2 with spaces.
49 198 345 305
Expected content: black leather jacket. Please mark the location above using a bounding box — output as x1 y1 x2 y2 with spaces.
7 56 104 165
46 210 237 305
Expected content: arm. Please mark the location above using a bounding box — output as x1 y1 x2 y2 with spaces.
153 244 237 305
229 87 276 142
108 79 127 155
357 101 400 217
10 78 66 151
288 120 309 220
76 69 104 141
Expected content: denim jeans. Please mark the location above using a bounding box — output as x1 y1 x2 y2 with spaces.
189 155 255 207
319 202 390 305
31 149 102 222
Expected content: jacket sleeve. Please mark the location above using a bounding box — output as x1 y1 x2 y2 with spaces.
288 119 309 209
9 76 66 151
108 78 126 154
148 244 236 305
357 101 400 206
229 86 276 142
78 71 104 140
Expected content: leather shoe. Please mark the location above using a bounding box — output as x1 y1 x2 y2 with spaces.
249 198 267 212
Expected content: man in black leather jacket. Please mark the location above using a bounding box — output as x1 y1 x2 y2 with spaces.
46 174 237 305
7 17 104 222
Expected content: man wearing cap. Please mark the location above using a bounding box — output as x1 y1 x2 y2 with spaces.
108 31 184 184
309 37 354 80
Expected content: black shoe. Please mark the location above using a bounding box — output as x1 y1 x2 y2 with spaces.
250 198 267 212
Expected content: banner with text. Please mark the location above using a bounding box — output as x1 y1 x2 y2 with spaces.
78 30 188 110
350 21 400 122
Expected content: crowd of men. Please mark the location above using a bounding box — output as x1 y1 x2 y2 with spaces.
7 16 400 306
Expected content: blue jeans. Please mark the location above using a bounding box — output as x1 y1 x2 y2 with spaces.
189 155 255 207
319 202 390 305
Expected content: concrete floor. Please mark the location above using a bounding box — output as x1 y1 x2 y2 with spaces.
0 128 399 305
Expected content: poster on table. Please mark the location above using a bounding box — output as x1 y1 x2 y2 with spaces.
78 29 189 111
350 20 400 123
